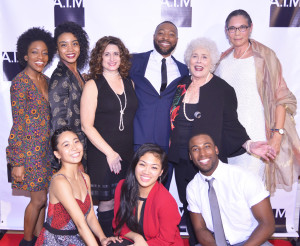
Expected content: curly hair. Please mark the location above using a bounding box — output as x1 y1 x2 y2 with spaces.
17 27 55 68
184 37 220 73
87 36 131 80
54 21 89 70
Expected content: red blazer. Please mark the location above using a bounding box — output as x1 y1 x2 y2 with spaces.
113 179 184 246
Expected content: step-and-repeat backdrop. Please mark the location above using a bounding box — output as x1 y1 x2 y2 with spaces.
1 0 300 236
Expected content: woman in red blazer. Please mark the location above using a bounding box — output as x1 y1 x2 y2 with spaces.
111 143 184 246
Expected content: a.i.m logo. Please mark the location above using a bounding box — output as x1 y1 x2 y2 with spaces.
1 51 22 82
54 0 85 27
272 208 287 233
270 0 300 27
161 0 192 27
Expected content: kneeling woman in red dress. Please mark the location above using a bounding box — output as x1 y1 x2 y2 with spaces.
35 126 121 246
111 143 184 246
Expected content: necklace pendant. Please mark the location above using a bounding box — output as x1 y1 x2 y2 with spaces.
194 111 201 119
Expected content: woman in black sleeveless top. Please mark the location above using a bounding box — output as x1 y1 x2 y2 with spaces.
81 36 138 236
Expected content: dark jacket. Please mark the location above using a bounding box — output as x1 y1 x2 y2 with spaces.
130 50 189 148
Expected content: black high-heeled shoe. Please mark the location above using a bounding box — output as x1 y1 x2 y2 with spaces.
19 239 31 246
32 235 38 245
19 235 38 246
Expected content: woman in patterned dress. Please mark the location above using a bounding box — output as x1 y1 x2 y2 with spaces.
6 27 56 246
48 21 89 171
36 126 121 246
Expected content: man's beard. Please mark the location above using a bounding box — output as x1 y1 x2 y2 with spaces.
154 40 176 56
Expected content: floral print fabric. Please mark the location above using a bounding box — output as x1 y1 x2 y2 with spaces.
6 71 53 191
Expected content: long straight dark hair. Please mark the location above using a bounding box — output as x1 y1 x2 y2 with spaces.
114 143 168 235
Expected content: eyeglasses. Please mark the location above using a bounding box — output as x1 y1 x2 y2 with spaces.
227 25 249 34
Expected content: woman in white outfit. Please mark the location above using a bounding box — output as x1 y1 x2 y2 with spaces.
215 9 300 193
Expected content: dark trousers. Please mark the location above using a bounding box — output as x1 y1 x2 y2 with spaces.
163 161 173 190
173 158 198 246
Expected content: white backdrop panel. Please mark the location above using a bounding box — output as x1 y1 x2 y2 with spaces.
0 0 299 231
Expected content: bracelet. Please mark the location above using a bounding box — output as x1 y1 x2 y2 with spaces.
245 140 254 154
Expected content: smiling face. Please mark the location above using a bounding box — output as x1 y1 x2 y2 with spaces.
102 44 121 73
189 134 219 176
57 32 80 67
153 22 178 57
189 48 212 80
54 131 83 165
135 152 164 196
226 15 252 48
24 40 48 74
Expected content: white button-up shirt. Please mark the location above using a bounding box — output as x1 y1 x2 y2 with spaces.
145 49 181 94
187 161 269 245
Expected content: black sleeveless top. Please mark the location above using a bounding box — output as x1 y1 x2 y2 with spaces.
86 74 138 200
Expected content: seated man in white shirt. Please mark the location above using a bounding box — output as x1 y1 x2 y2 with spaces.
187 133 275 246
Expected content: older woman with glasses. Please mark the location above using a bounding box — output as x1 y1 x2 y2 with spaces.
215 9 300 193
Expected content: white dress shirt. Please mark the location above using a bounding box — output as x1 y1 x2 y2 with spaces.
144 49 181 94
187 161 269 245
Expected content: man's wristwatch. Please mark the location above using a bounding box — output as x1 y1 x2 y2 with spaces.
271 128 285 135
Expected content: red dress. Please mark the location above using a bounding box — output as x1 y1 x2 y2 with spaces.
35 173 91 245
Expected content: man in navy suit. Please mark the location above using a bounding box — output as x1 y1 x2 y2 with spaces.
130 21 189 189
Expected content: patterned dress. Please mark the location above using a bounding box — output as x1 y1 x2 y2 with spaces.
49 61 87 168
6 71 53 191
35 173 91 245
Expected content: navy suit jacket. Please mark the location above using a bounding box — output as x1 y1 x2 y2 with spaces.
130 50 189 149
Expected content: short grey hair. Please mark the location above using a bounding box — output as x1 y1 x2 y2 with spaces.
184 37 220 72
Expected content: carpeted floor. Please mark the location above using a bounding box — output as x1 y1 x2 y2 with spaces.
0 233 293 246
0 233 23 246
0 233 190 246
